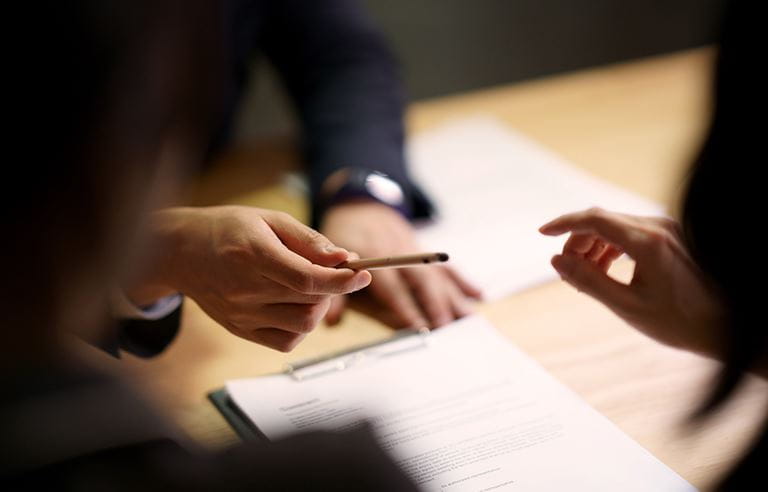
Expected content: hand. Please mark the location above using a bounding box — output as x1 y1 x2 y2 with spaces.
126 206 371 352
319 201 482 329
539 207 725 358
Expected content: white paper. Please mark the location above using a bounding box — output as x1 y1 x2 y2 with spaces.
226 316 694 491
408 117 664 300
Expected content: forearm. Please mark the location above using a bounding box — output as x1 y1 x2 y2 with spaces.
258 0 418 219
121 208 191 307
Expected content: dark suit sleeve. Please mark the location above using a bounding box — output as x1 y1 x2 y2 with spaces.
3 366 416 490
116 305 183 358
11 429 418 491
86 305 183 359
256 0 433 226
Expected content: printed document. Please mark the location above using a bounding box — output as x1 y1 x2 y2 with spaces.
226 316 694 491
409 117 664 299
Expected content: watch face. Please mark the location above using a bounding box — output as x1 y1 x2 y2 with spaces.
364 172 405 206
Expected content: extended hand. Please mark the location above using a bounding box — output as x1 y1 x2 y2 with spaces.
540 207 724 357
127 206 371 351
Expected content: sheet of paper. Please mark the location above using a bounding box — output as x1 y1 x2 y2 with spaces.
227 316 694 491
409 117 665 300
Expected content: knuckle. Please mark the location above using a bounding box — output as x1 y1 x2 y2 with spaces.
290 270 315 293
585 207 608 222
275 334 303 353
224 319 248 336
297 305 323 333
305 227 324 243
270 210 291 222
228 311 252 325
638 229 666 252
296 318 316 334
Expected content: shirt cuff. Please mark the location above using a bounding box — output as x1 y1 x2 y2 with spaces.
111 290 183 321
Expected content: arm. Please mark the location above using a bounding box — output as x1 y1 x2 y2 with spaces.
258 0 431 226
538 208 768 379
119 206 371 353
257 1 481 329
83 300 182 359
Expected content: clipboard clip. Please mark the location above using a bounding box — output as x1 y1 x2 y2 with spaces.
285 327 430 382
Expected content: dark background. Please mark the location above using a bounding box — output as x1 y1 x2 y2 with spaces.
234 0 724 139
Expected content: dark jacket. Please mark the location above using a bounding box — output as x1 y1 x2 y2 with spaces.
218 0 432 225
0 361 417 490
112 0 431 357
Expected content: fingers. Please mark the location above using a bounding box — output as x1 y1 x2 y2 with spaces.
551 254 635 313
233 282 329 304
264 211 349 267
560 234 622 272
367 269 428 329
585 240 609 262
254 211 375 293
257 240 372 295
240 327 307 353
402 268 453 328
324 295 347 326
445 279 476 319
238 298 332 336
443 266 483 300
563 233 598 257
371 267 480 328
596 245 624 272
540 208 647 258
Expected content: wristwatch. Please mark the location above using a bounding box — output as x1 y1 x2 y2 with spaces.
318 168 411 219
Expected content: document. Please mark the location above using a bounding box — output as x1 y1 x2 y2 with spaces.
226 316 694 491
409 117 665 300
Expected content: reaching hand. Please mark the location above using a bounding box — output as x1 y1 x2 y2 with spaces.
540 207 725 357
320 201 482 329
127 206 371 352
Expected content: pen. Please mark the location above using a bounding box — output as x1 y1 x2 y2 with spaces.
339 252 449 271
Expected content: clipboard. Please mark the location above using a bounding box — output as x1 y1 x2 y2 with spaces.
206 315 695 491
208 328 429 441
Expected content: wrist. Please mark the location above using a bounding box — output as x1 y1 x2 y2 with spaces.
316 168 412 227
321 199 407 229
124 207 191 306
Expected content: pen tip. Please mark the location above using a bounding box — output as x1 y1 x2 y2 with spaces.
436 252 449 262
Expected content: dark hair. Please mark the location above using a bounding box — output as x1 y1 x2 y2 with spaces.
2 1 221 356
682 2 767 488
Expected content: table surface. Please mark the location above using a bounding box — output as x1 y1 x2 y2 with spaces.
83 47 767 490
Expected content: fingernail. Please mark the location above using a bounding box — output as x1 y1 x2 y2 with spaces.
324 245 347 255
352 272 372 291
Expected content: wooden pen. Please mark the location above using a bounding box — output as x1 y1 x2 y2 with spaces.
339 252 449 271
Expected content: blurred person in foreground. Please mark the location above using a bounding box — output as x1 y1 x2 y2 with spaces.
0 1 416 489
540 3 766 489
115 0 481 357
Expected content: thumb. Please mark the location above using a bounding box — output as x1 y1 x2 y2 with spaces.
551 254 634 312
265 212 349 267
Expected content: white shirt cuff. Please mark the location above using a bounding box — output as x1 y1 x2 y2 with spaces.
111 290 183 321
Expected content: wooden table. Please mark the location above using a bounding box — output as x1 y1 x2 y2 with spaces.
88 48 767 490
